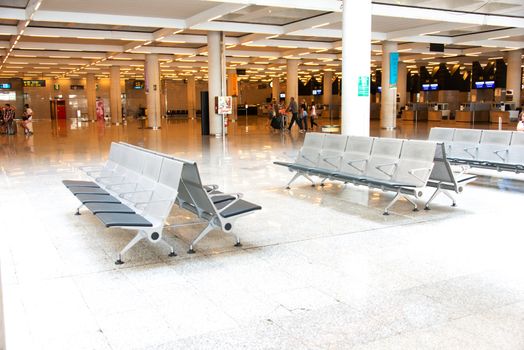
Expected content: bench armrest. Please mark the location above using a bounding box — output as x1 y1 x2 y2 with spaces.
493 148 509 162
118 189 153 202
463 146 478 159
106 182 137 190
408 167 433 184
96 175 125 183
300 154 317 165
322 155 342 168
345 159 368 173
214 193 243 212
376 162 398 178
205 184 219 192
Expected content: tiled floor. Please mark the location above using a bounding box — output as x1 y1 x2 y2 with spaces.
1 116 524 349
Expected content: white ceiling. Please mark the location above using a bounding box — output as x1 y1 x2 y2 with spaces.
0 0 522 82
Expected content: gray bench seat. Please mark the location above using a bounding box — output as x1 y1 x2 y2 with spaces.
68 186 109 195
216 200 262 218
62 180 99 188
95 212 153 228
84 202 135 214
75 194 121 204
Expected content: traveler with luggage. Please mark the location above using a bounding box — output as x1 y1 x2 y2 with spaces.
286 97 301 132
22 104 34 135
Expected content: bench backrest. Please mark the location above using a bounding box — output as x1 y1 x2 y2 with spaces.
338 136 374 175
478 130 512 163
179 161 217 217
365 138 403 180
296 133 325 167
141 183 177 221
508 132 524 164
392 140 436 187
449 129 482 159
428 143 457 187
318 134 348 171
428 128 455 143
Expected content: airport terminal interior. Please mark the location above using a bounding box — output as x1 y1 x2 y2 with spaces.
1 0 524 349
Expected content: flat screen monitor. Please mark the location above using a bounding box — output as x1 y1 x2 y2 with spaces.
485 80 495 88
430 83 438 91
377 86 382 93
312 89 322 95
421 83 430 91
0 83 11 89
279 93 285 99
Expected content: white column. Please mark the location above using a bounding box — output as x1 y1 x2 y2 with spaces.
145 54 161 129
397 62 408 110
272 77 280 100
187 76 196 119
110 66 122 124
0 259 5 350
208 31 226 136
380 41 398 130
286 59 299 106
323 71 333 106
507 50 522 107
86 73 96 122
341 0 372 136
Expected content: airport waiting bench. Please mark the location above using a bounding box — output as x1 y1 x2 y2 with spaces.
429 127 524 173
274 133 476 214
63 142 261 263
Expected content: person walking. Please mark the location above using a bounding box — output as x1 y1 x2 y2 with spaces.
286 97 300 131
309 101 318 130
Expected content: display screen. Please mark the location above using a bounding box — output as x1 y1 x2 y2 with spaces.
24 80 46 87
377 86 382 92
430 83 438 91
422 84 430 91
133 80 144 89
475 81 495 89
0 83 11 89
279 93 285 98
312 89 322 95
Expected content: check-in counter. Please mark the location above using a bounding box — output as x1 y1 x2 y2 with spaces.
402 103 428 121
489 110 519 123
428 103 450 121
455 103 491 123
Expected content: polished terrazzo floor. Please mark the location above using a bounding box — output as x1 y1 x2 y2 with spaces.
1 116 524 349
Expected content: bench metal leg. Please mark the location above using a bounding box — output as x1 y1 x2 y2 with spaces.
115 231 145 265
443 190 457 207
303 174 316 187
404 195 418 212
187 223 214 254
424 188 442 210
384 192 401 215
320 177 328 187
425 188 456 210
75 204 84 215
286 173 301 189
157 237 177 257
384 192 418 215
234 236 242 247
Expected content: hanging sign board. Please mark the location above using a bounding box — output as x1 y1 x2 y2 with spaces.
389 52 399 88
24 80 46 87
357 76 369 97
218 96 233 114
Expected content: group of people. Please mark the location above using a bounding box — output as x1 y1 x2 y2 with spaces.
269 97 319 133
0 104 33 135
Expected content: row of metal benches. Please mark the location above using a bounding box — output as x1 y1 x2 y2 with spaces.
429 127 524 173
274 133 476 215
63 142 261 264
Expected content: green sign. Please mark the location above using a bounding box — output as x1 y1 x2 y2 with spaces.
357 76 369 97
